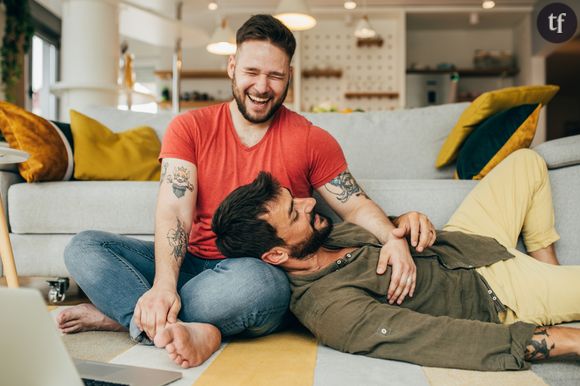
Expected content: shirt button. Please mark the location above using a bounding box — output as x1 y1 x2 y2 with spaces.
346 254 352 258
492 296 497 301
467 265 474 268
337 260 342 265
381 328 387 334
488 290 493 294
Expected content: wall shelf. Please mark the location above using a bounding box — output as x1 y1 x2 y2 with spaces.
302 69 343 78
344 92 399 99
356 37 384 47
154 70 229 80
406 68 519 77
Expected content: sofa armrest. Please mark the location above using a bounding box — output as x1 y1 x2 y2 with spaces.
533 134 580 169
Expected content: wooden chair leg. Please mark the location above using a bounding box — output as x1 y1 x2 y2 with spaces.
0 196 19 288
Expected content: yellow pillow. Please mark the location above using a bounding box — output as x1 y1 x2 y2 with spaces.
435 85 559 168
456 103 541 180
0 101 73 182
70 110 161 181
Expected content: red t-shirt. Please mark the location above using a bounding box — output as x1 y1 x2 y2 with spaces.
159 103 347 259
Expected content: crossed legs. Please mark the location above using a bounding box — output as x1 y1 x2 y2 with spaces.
59 231 290 367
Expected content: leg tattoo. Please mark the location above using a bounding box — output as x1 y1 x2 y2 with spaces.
525 327 555 360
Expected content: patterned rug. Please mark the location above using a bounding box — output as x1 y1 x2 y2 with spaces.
51 308 579 386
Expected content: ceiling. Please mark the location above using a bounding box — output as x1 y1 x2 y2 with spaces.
182 0 536 12
36 0 538 49
121 0 536 36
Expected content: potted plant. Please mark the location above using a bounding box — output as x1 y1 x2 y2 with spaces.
1 0 34 103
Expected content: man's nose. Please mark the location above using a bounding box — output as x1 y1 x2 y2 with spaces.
254 75 269 93
295 197 317 213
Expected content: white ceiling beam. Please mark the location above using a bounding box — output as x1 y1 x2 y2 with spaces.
119 1 208 48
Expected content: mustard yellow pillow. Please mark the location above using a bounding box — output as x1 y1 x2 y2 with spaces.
436 85 559 168
456 104 541 180
70 110 161 181
0 101 73 182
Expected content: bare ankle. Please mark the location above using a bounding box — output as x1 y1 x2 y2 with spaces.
526 326 580 361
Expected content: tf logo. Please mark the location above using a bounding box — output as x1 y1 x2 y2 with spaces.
537 2 578 43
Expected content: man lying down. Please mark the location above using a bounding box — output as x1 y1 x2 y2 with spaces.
211 149 580 371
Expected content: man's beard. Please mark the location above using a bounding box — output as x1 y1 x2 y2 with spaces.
231 74 289 124
290 213 334 259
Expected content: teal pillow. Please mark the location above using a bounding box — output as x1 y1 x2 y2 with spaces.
456 103 541 180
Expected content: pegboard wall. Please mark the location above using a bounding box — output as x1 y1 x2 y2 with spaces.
301 16 403 112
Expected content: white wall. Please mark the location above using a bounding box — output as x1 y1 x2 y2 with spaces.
300 14 405 112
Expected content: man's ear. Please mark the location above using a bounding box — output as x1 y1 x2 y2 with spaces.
261 247 290 266
227 55 235 79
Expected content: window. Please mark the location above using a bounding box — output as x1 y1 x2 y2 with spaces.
30 35 58 119
28 1 61 120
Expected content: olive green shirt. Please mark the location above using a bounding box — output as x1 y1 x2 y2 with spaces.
288 222 536 371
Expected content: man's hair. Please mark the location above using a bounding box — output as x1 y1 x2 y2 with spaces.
212 171 285 258
236 14 296 60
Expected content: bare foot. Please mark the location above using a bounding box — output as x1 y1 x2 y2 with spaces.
154 322 221 368
56 303 127 334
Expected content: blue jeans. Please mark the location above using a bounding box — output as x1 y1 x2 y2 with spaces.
64 230 291 340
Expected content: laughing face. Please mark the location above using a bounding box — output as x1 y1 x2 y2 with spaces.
227 40 291 125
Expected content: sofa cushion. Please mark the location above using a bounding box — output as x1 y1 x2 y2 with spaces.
533 134 580 169
0 102 74 182
315 179 478 229
8 181 158 234
76 104 465 180
70 110 161 181
76 106 175 141
2 234 153 277
436 85 559 168
456 104 541 180
304 103 468 180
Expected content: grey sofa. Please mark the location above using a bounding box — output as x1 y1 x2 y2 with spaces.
1 102 580 279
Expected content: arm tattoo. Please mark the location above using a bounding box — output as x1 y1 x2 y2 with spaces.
167 218 188 263
325 171 369 203
166 166 194 198
160 162 168 185
525 327 555 360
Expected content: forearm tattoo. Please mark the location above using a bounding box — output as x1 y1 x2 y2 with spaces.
525 328 555 360
167 218 188 262
325 171 369 203
165 166 194 198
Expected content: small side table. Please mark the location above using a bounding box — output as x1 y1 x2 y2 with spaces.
0 147 29 288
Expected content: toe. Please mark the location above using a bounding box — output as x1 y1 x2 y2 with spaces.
61 325 81 334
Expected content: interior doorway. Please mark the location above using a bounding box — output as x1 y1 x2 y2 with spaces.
545 35 580 140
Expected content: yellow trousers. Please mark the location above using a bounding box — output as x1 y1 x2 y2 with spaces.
444 149 580 325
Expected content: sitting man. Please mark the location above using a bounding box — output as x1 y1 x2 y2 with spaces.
210 149 580 371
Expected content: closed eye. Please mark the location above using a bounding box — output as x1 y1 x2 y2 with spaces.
291 209 299 223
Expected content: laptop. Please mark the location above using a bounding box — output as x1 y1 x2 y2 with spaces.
0 288 182 386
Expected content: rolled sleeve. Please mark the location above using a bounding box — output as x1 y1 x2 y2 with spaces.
300 289 536 371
